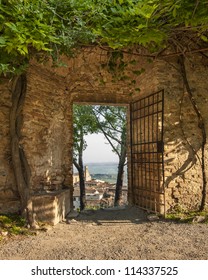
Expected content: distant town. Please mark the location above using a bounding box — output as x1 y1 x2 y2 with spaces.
73 166 128 210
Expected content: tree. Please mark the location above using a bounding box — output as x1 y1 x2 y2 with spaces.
92 105 127 206
73 105 98 210
73 105 127 207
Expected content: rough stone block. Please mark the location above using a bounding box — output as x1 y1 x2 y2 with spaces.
32 189 71 225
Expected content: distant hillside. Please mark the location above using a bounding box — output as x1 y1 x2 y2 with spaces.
86 162 127 185
73 162 128 185
91 173 118 184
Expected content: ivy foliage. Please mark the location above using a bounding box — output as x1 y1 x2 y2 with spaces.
0 0 208 74
0 0 95 74
92 105 127 159
0 213 31 239
88 0 208 49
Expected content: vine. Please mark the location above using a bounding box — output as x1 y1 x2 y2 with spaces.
10 74 36 227
178 55 207 211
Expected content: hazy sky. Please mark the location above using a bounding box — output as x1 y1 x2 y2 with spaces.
83 133 118 163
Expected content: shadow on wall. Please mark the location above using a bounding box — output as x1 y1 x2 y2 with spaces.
164 92 204 211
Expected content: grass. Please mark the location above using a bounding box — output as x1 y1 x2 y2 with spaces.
0 213 33 241
85 205 100 211
165 210 208 224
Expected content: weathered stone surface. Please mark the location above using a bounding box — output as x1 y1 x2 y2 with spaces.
0 49 208 222
32 189 70 225
159 55 208 212
147 214 159 221
0 78 18 210
192 216 206 223
0 231 8 237
0 199 21 213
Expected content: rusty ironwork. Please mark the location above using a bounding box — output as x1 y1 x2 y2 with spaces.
130 90 165 214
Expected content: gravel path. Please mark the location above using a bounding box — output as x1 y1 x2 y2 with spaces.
0 206 207 260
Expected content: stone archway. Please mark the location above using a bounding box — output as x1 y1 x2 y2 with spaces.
1 48 208 225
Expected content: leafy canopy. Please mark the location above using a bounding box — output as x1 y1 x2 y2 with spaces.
73 105 98 160
0 0 208 74
0 0 95 74
73 105 127 162
88 0 208 49
92 105 127 159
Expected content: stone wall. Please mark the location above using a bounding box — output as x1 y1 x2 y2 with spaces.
23 65 72 193
45 48 161 209
0 48 208 222
1 48 151 220
158 55 208 212
0 78 20 213
61 48 160 209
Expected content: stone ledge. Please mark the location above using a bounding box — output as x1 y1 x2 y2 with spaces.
32 189 71 225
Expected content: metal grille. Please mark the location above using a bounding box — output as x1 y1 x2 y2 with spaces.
130 90 165 214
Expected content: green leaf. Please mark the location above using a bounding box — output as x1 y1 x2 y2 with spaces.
201 35 208 42
129 59 137 65
132 68 145 75
5 22 18 32
173 7 177 18
0 36 6 46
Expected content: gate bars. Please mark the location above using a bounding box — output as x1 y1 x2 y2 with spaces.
130 90 165 214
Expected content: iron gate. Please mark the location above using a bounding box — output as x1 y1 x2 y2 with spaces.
130 90 165 214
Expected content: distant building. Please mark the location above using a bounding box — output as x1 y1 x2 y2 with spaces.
73 173 80 184
86 189 103 201
73 165 127 209
84 166 91 181
85 179 105 187
73 187 104 210
73 188 81 210
73 165 91 185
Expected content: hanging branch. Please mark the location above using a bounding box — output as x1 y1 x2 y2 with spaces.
178 55 207 211
93 107 123 133
92 109 121 157
179 91 201 166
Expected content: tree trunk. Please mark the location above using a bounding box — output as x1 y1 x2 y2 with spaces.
73 131 86 211
114 159 125 206
114 128 127 206
73 159 86 211
78 167 86 211
9 74 36 227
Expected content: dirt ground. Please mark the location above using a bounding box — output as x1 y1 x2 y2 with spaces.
0 206 208 260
